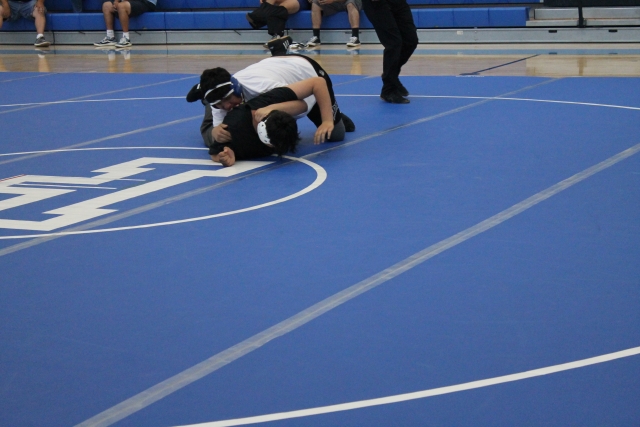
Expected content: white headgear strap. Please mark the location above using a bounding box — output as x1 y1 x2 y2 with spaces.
257 119 272 147
204 81 234 106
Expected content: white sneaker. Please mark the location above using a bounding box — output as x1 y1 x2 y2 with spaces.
305 36 321 47
346 36 361 47
115 36 132 48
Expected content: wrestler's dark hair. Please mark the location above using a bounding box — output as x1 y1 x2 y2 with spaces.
199 67 232 100
265 110 300 156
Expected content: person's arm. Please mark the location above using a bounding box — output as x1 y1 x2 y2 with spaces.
287 77 334 144
210 146 236 167
254 100 308 122
200 105 216 147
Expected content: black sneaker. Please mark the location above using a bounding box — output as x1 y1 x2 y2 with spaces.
186 83 204 103
34 36 51 47
94 36 116 47
341 113 355 132
381 91 410 104
397 82 410 97
267 35 292 56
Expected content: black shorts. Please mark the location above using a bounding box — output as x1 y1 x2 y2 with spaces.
106 0 155 17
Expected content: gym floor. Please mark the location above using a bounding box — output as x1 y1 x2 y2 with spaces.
1 42 639 427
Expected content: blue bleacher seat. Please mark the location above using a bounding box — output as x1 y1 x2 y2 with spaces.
415 8 454 27
4 1 530 33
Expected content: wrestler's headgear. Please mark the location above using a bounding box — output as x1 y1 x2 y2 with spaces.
256 111 301 156
199 67 243 107
256 118 273 147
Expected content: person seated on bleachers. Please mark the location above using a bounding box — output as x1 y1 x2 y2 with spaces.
246 0 301 47
0 0 51 46
93 0 157 48
294 0 362 49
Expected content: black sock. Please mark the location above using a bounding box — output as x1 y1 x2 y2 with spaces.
351 28 359 38
313 29 320 39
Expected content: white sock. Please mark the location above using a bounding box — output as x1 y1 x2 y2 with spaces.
123 32 130 40
37 33 43 39
107 30 114 38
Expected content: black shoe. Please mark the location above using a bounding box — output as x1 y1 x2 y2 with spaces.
397 82 409 97
341 113 355 132
186 83 203 103
381 91 410 104
267 35 292 56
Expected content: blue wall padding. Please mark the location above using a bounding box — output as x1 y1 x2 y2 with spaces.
42 0 532 11
123 12 168 30
48 13 106 30
489 7 529 26
47 12 166 30
164 11 221 29
453 8 490 27
416 8 454 27
287 11 375 29
223 11 253 28
45 0 103 11
1 19 36 31
2 6 527 32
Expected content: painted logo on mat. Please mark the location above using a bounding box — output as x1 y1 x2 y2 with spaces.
0 148 326 238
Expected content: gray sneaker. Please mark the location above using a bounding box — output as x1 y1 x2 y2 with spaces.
94 36 116 47
115 36 132 48
34 36 51 47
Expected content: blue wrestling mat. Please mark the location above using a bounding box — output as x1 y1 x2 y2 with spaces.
1 71 639 427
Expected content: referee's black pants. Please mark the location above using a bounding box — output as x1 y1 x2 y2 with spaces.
362 0 418 96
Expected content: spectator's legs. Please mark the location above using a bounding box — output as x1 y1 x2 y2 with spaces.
247 2 268 29
102 1 116 30
0 0 9 28
269 0 299 15
347 2 359 29
116 0 131 33
32 3 46 34
311 2 322 29
0 1 5 29
262 2 289 36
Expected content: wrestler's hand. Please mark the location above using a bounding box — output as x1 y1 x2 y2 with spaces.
314 121 334 144
212 123 231 143
211 146 236 167
254 107 271 123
